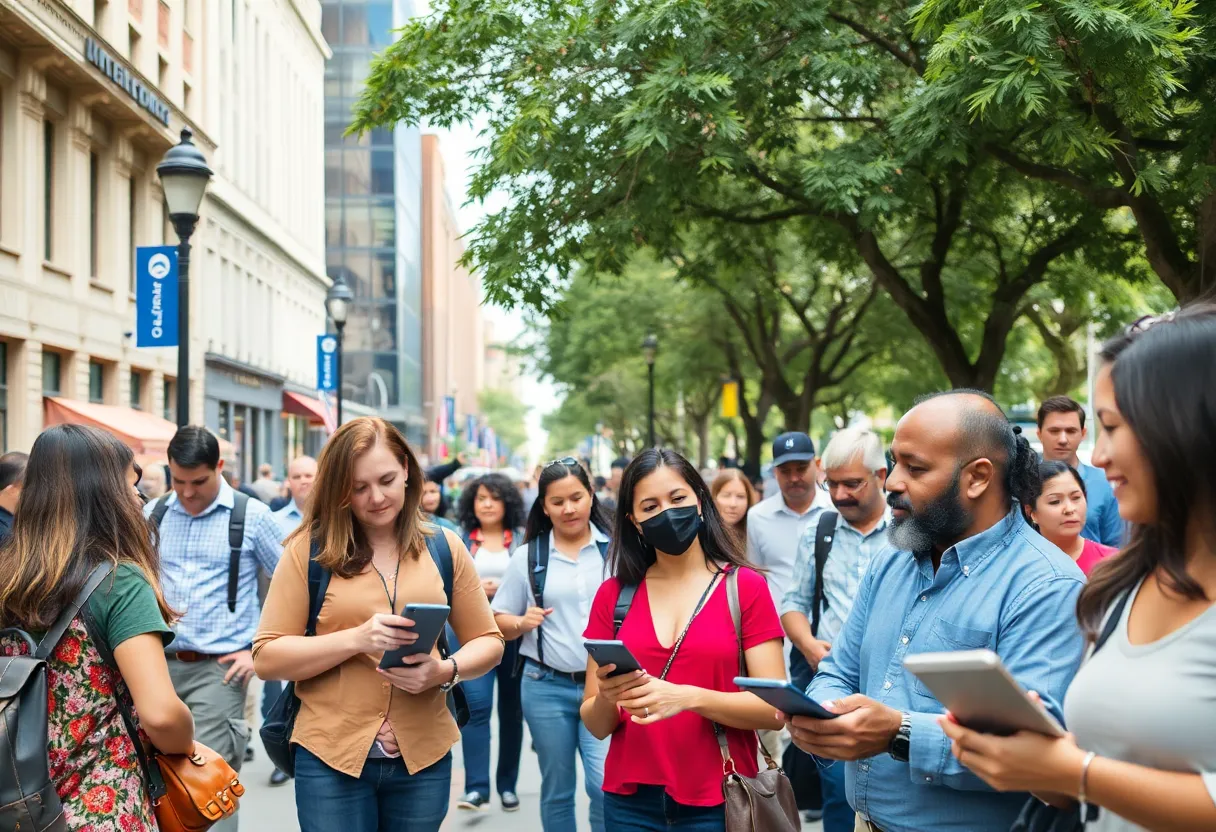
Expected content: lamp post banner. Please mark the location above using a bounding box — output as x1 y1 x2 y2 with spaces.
317 335 339 392
135 246 179 347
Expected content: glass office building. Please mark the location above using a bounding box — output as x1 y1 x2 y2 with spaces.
322 0 426 442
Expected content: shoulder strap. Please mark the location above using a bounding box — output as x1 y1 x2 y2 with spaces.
35 562 114 659
424 525 455 658
613 583 638 636
306 540 331 637
150 494 171 526
528 536 549 664
716 568 776 765
1093 589 1132 654
227 493 249 613
810 511 838 638
596 539 609 557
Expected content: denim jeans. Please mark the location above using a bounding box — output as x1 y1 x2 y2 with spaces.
521 661 608 832
604 786 724 832
819 760 854 832
459 637 523 796
293 746 451 832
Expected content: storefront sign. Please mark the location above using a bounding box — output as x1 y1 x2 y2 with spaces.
84 38 171 126
317 335 338 392
135 246 178 347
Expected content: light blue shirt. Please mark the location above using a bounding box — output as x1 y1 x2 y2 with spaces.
746 495 822 610
272 499 304 537
1078 462 1123 547
807 509 1087 832
780 508 892 645
492 526 610 673
146 480 284 654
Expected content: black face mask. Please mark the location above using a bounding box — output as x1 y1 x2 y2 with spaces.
639 506 703 556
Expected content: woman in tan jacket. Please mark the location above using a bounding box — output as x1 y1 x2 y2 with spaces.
254 418 504 832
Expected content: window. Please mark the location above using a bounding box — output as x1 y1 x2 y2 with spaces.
94 0 110 34
158 57 168 92
128 25 141 69
163 377 175 421
42 351 62 396
128 177 138 292
43 121 54 261
89 152 100 278
0 342 8 452
88 361 105 403
129 370 143 409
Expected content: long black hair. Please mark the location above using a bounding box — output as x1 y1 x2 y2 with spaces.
457 472 527 535
609 448 751 586
1077 302 1216 639
1023 459 1086 530
524 460 613 543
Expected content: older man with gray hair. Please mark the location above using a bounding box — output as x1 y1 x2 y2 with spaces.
780 426 892 832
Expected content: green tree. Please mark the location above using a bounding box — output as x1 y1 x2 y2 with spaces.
478 388 529 455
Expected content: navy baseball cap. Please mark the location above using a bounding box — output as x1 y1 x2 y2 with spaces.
771 432 816 467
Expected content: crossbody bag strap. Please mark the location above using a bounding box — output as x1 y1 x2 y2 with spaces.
713 567 777 770
34 562 114 659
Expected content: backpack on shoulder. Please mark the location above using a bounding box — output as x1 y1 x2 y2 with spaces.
0 564 113 832
150 492 248 614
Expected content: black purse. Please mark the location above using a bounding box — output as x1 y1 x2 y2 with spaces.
1009 590 1130 831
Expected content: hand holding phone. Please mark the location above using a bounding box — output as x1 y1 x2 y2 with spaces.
378 604 451 670
584 640 643 677
353 613 417 655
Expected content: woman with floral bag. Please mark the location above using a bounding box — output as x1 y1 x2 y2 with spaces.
0 424 195 831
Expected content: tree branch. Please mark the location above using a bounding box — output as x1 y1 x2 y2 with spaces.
827 12 924 74
984 144 1130 210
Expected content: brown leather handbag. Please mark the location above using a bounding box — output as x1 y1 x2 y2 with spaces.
150 741 245 832
718 569 800 832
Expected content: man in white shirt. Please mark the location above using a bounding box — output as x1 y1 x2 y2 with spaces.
748 432 824 609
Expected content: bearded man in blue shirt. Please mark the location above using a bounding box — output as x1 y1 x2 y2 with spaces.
785 391 1087 832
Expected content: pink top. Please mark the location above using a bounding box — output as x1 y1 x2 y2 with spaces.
1076 538 1118 576
584 565 785 807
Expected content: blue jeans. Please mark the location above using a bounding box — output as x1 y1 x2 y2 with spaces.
604 786 724 832
459 637 523 796
521 661 608 832
818 760 853 832
293 746 451 832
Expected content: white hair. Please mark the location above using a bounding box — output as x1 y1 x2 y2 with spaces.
820 427 886 473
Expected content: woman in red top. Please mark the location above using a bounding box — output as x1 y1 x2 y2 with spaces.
581 448 786 831
1025 459 1118 576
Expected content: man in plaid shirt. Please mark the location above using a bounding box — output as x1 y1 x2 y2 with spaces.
146 426 283 832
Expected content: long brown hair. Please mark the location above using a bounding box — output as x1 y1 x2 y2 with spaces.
1076 303 1216 640
710 468 756 540
289 417 428 578
0 424 175 630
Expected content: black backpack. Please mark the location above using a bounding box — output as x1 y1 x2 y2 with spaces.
150 492 249 613
260 525 468 777
0 564 112 832
527 533 609 664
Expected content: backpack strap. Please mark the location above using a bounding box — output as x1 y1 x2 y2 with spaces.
149 494 171 526
306 540 331 637
226 493 249 614
423 525 455 658
613 583 638 637
35 562 113 659
528 535 550 664
1093 589 1132 654
810 510 838 639
595 539 609 558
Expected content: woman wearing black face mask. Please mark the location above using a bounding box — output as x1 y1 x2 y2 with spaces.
580 449 787 831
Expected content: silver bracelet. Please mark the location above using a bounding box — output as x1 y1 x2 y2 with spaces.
1078 751 1097 819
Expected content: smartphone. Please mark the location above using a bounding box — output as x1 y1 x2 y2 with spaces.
584 639 644 677
902 649 1065 737
377 604 451 670
733 678 840 720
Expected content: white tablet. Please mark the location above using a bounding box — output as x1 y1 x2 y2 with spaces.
902 649 1065 737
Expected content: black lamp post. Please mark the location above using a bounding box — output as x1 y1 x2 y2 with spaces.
325 275 353 428
157 128 212 428
642 332 658 447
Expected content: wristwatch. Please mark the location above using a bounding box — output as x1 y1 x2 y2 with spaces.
439 658 460 692
888 712 912 762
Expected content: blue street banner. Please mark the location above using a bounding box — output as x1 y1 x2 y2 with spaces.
466 415 477 446
316 335 339 392
445 396 457 437
135 246 178 347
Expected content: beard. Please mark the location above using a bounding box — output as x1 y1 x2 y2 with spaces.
887 472 972 553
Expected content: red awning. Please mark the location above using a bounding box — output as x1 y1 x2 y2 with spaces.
282 391 327 425
44 397 178 457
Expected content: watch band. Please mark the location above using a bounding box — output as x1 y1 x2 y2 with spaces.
889 712 912 762
439 657 460 692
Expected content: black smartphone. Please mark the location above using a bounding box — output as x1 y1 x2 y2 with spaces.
377 604 451 670
733 677 840 720
584 639 644 677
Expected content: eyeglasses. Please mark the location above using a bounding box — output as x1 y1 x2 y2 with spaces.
824 477 872 493
545 457 578 468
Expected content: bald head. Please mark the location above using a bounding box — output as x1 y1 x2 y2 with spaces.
912 390 1016 484
287 456 318 507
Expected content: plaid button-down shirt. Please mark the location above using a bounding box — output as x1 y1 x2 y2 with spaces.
145 480 284 654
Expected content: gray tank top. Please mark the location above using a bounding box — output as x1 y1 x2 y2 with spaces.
1063 578 1216 831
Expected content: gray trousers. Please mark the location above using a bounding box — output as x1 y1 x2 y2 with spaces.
168 658 250 832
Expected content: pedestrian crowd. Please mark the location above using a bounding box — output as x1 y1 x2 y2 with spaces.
1 301 1214 832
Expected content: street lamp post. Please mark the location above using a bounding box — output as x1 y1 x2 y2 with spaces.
325 275 353 428
642 332 658 447
156 128 212 428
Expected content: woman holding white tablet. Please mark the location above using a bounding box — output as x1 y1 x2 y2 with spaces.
942 304 1216 831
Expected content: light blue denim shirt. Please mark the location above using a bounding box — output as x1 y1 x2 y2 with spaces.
807 508 1086 832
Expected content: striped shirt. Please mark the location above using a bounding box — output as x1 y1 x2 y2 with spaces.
145 480 284 653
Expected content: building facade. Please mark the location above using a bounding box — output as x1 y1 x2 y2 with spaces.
0 0 332 475
420 134 483 456
322 0 426 444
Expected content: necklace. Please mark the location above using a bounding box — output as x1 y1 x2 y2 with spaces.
372 554 402 613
